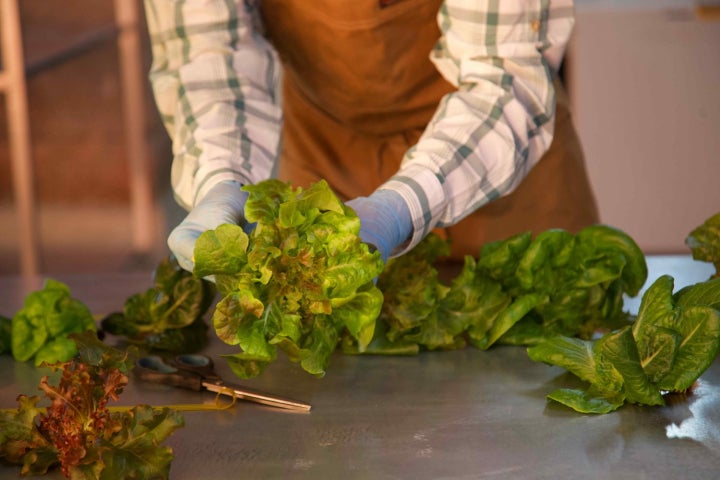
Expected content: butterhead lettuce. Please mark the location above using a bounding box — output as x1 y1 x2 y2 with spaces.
11 279 97 366
194 180 383 378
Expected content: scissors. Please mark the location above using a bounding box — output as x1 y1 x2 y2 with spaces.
134 354 311 412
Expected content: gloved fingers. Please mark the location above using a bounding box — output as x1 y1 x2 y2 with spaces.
346 190 413 265
356 226 391 264
167 221 203 272
242 221 257 235
186 181 249 227
168 180 250 273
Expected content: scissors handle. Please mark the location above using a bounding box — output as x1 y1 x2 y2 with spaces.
173 354 222 381
134 356 204 391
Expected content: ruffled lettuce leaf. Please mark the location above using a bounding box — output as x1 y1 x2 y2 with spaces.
90 406 182 480
0 395 57 475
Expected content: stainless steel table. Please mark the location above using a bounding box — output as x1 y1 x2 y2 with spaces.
2 256 719 479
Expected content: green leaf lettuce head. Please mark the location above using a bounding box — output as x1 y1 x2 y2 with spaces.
685 211 720 278
100 256 216 353
527 275 720 413
193 179 384 378
11 279 97 366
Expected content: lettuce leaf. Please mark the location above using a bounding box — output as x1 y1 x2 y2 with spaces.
597 328 664 406
93 406 181 480
0 395 56 475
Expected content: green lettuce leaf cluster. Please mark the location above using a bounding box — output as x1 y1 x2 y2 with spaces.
10 279 97 366
348 225 647 354
527 275 720 413
193 179 384 378
100 256 216 353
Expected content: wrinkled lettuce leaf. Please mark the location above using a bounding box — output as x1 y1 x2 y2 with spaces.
100 256 215 353
598 328 664 406
93 406 182 480
374 234 456 350
194 180 383 378
0 395 57 475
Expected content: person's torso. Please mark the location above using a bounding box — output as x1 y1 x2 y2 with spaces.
260 0 453 135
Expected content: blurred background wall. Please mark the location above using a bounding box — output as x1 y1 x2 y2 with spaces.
0 0 179 275
567 0 720 254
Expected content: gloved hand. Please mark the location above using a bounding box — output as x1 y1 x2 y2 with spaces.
346 190 413 264
168 180 249 273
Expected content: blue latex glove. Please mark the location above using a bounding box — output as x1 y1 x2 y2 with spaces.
346 190 413 264
168 180 249 272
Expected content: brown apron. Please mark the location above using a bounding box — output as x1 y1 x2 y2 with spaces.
261 0 599 260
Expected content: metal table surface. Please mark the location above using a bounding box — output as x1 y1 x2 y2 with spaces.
1 256 719 479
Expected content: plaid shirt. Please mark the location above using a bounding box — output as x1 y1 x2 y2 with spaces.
144 0 574 254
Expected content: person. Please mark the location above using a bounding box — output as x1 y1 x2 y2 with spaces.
143 0 598 274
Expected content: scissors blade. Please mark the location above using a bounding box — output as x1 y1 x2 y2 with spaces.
202 381 311 412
